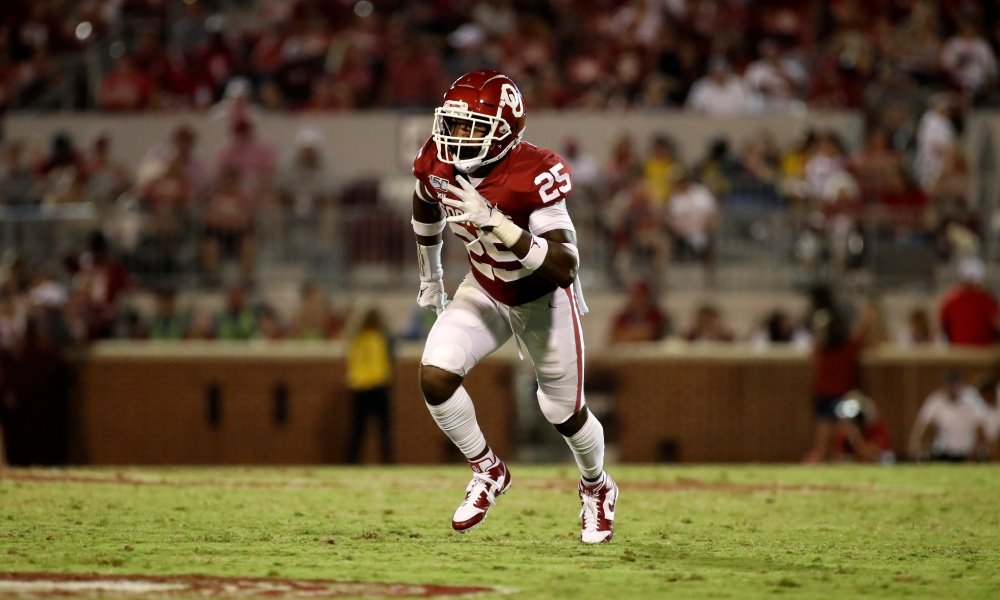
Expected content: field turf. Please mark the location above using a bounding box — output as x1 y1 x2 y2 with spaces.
1 464 998 598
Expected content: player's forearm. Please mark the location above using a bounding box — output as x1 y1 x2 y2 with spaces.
489 220 578 288
506 231 577 288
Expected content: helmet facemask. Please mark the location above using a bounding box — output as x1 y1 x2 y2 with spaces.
432 101 514 173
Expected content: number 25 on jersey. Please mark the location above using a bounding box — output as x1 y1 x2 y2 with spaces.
534 163 571 203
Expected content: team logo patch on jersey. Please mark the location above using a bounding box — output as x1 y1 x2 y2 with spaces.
429 175 450 193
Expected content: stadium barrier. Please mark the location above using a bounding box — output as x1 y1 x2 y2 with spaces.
65 342 999 465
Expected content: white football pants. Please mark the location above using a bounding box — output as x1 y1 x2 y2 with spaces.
421 273 585 424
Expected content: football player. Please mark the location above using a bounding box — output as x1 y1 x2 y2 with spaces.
411 69 617 543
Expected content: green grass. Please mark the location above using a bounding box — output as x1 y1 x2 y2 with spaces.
2 465 999 598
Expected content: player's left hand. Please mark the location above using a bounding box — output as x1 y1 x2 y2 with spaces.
442 176 505 230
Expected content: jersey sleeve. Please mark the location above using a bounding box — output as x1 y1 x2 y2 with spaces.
412 137 438 203
528 200 575 236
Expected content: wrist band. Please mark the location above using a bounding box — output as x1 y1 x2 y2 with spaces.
412 216 446 237
521 236 548 271
416 242 444 281
490 218 523 247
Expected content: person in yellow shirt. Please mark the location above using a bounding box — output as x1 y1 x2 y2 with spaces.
345 306 394 463
642 133 679 207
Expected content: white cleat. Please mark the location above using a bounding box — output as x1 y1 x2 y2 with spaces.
452 458 511 532
579 472 618 543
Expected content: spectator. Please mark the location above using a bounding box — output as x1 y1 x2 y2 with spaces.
68 231 130 340
750 308 811 349
642 133 680 206
975 377 1000 454
443 23 498 82
186 310 216 340
140 152 196 283
276 128 335 257
562 137 600 190
856 296 890 348
380 36 447 108
897 306 937 346
874 166 929 239
214 118 278 197
683 302 735 342
199 165 256 285
603 132 641 192
211 76 259 125
830 392 894 463
605 179 669 288
82 132 131 208
97 56 155 111
142 124 208 195
914 94 957 191
37 131 84 206
694 138 740 200
940 17 998 101
665 170 718 287
743 39 806 111
255 304 285 341
804 132 848 203
214 284 258 341
148 288 187 341
804 303 865 464
685 56 752 116
0 139 39 206
344 305 394 464
850 128 903 201
909 370 990 461
938 256 999 347
289 281 340 340
608 280 669 345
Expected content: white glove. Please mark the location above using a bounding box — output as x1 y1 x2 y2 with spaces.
442 176 505 230
417 278 449 315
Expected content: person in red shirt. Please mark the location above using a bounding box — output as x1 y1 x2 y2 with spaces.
68 231 131 340
608 280 669 344
804 301 865 464
830 393 894 463
97 56 154 111
939 257 999 347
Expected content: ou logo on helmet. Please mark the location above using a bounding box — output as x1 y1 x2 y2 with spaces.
499 83 524 118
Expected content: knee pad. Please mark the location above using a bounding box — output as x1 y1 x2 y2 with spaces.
421 340 469 377
536 388 578 425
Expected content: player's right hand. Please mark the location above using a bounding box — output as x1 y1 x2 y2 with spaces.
417 278 449 314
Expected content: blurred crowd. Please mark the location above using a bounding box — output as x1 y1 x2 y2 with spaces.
0 0 996 357
607 260 998 349
1 0 998 113
0 101 991 354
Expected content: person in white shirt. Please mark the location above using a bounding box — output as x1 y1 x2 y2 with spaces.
914 94 956 191
940 17 998 100
743 40 806 112
686 56 753 116
666 171 718 286
975 377 1000 451
909 371 990 461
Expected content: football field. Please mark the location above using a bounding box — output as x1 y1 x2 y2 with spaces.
1 464 998 599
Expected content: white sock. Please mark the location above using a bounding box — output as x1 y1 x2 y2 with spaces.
564 410 605 481
469 447 499 473
426 386 487 460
